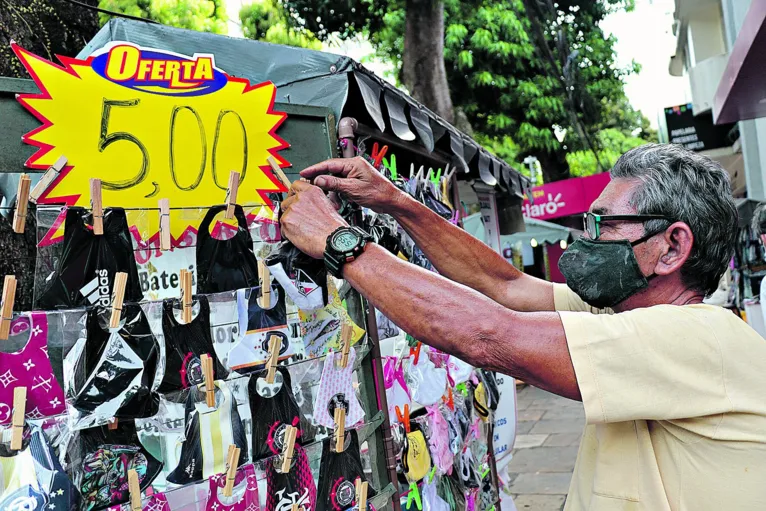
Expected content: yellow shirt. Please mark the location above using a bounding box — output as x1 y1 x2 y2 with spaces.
554 284 766 510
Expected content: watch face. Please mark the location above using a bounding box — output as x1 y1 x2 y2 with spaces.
333 230 360 252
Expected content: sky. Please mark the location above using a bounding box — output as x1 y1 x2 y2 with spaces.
224 0 691 128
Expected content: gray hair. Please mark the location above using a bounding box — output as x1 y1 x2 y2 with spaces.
611 143 737 296
752 203 766 236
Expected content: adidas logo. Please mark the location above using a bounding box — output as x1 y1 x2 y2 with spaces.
79 269 111 307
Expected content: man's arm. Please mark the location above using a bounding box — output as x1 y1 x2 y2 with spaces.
343 243 581 400
299 157 556 312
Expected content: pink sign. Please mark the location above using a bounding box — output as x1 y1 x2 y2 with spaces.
522 172 611 220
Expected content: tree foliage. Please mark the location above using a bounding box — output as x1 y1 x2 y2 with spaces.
0 0 100 78
240 0 321 49
98 0 227 33
247 0 654 182
567 128 647 177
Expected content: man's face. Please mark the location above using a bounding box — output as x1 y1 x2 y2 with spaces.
588 177 662 280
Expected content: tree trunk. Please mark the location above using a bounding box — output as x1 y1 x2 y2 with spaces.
402 0 454 123
538 150 570 184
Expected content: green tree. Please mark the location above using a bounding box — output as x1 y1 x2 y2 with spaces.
247 0 650 182
98 0 227 33
0 0 100 78
239 0 321 49
567 128 647 177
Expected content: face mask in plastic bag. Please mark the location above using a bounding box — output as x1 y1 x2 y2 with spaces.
425 405 453 476
314 348 365 429
316 430 374 511
196 204 260 294
0 424 80 511
421 478 450 511
36 207 144 309
458 447 480 490
407 349 447 406
68 305 160 428
207 462 260 511
249 366 311 460
229 286 292 373
402 423 432 483
265 443 317 511
298 286 365 358
167 380 248 485
445 356 473 385
437 472 465 511
266 242 328 311
68 420 162 511
375 309 400 341
0 312 66 424
384 357 411 426
478 370 500 412
159 295 228 393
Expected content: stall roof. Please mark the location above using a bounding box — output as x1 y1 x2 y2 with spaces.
80 19 531 199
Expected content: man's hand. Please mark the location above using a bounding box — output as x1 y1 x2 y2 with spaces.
280 180 349 259
300 156 408 214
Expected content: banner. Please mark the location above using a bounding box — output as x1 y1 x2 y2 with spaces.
522 172 610 221
13 42 289 247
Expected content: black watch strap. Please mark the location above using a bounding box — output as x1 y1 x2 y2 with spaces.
324 226 372 278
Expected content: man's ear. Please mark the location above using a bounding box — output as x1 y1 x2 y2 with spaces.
654 222 694 276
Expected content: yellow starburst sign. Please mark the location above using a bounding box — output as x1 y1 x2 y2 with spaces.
13 42 288 246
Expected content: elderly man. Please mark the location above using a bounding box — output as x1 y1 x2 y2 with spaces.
280 144 766 510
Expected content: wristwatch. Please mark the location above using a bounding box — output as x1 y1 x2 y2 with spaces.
324 226 373 278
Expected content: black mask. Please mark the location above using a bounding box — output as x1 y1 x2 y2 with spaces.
558 232 658 309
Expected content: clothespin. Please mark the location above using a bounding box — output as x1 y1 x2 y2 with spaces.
159 198 171 251
291 505 299 511
428 466 437 483
265 334 281 384
267 156 291 190
223 446 241 497
355 479 368 511
410 163 415 179
12 174 31 234
442 386 455 411
30 155 67 204
11 387 26 450
409 342 422 365
383 154 398 180
108 418 118 430
430 168 442 185
0 275 17 340
395 404 411 434
127 468 142 511
280 425 297 473
109 272 127 329
338 322 353 368
334 406 346 453
258 260 272 308
225 171 240 220
90 178 103 235
406 481 422 511
371 143 388 167
180 269 192 324
426 168 434 183
201 354 216 407
444 164 455 182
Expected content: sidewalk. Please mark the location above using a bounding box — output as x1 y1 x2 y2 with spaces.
505 385 585 510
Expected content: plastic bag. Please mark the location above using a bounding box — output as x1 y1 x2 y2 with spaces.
314 348 365 429
196 205 259 294
36 207 143 309
266 241 328 311
264 444 317 511
316 430 374 511
407 348 447 406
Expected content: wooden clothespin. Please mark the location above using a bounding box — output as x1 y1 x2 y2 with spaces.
30 155 67 204
90 178 103 235
356 479 368 511
334 406 346 453
267 156 292 190
201 353 216 407
258 260 271 308
159 199 171 251
0 275 17 341
291 505 299 511
338 322 353 368
225 171 240 220
12 174 31 234
109 272 127 329
127 468 142 511
265 334 280 384
180 269 192 324
223 446 240 497
280 425 298 473
11 387 26 450
108 418 118 430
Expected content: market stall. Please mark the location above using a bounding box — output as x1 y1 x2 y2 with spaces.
0 19 531 511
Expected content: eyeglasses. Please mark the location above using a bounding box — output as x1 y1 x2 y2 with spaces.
583 212 672 240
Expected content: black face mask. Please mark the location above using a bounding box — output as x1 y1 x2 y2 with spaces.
558 232 659 309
